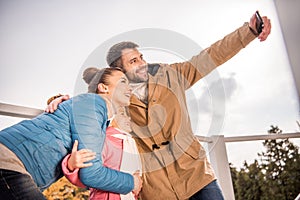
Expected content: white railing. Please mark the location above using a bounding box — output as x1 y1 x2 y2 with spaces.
197 133 300 200
1 102 300 200
0 102 43 118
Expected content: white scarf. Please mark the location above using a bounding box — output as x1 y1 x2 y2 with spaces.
130 82 148 104
112 130 142 200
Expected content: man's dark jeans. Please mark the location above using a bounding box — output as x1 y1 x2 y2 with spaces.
0 169 46 200
190 180 225 200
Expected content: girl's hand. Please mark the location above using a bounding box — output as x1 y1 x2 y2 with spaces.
67 140 96 171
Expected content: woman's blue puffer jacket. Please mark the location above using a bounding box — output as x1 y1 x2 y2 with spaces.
0 93 134 193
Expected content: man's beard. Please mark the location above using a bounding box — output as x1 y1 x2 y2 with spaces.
126 65 148 83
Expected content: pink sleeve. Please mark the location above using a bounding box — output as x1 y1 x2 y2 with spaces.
61 154 86 188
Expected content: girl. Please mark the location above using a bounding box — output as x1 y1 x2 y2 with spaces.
62 67 142 200
63 109 142 200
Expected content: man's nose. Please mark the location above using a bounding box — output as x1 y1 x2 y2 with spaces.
139 58 146 65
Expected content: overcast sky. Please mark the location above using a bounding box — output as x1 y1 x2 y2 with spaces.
0 0 299 169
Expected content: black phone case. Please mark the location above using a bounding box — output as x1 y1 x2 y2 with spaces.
255 11 264 34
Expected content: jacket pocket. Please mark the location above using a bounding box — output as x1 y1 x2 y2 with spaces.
174 136 206 160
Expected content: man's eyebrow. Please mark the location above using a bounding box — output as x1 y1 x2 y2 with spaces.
129 53 143 62
129 57 137 62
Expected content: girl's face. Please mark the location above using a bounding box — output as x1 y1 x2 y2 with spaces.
109 70 131 107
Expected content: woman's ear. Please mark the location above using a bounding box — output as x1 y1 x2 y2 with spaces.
97 83 109 93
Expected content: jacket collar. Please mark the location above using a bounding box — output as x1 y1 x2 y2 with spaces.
148 63 160 76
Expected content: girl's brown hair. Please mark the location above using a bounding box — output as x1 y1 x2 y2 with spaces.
82 67 122 93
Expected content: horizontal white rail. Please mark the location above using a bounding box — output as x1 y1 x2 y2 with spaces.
0 102 43 119
224 132 300 142
2 102 299 142
196 133 300 143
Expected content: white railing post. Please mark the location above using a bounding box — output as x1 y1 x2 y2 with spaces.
208 135 235 200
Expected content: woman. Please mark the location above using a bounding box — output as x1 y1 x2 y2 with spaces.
62 67 142 200
0 67 142 200
63 108 142 200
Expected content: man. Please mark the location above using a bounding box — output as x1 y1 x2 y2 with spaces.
47 11 271 200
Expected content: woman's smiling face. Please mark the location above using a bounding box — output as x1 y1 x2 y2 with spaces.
109 70 132 107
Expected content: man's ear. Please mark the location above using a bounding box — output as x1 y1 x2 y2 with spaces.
97 83 109 93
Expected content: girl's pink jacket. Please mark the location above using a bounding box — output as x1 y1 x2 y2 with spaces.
62 126 139 200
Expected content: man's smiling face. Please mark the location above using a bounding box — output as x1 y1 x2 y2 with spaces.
121 48 148 83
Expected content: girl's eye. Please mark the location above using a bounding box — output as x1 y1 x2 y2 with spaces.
120 78 128 83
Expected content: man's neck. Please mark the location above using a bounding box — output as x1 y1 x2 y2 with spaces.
130 82 148 104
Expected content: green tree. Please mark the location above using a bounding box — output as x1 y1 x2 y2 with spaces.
258 126 300 200
231 125 300 200
233 160 264 200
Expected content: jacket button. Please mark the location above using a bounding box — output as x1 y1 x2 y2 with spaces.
152 144 160 150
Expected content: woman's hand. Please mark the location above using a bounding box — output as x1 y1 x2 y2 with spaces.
67 140 96 171
132 170 143 197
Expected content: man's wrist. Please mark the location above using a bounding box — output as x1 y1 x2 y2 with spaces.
248 24 259 36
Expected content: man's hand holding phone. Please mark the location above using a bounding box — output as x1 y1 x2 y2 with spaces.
255 11 264 34
249 10 271 42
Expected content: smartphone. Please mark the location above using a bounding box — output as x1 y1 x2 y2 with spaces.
255 11 264 34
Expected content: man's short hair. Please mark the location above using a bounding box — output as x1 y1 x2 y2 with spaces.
106 41 139 69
